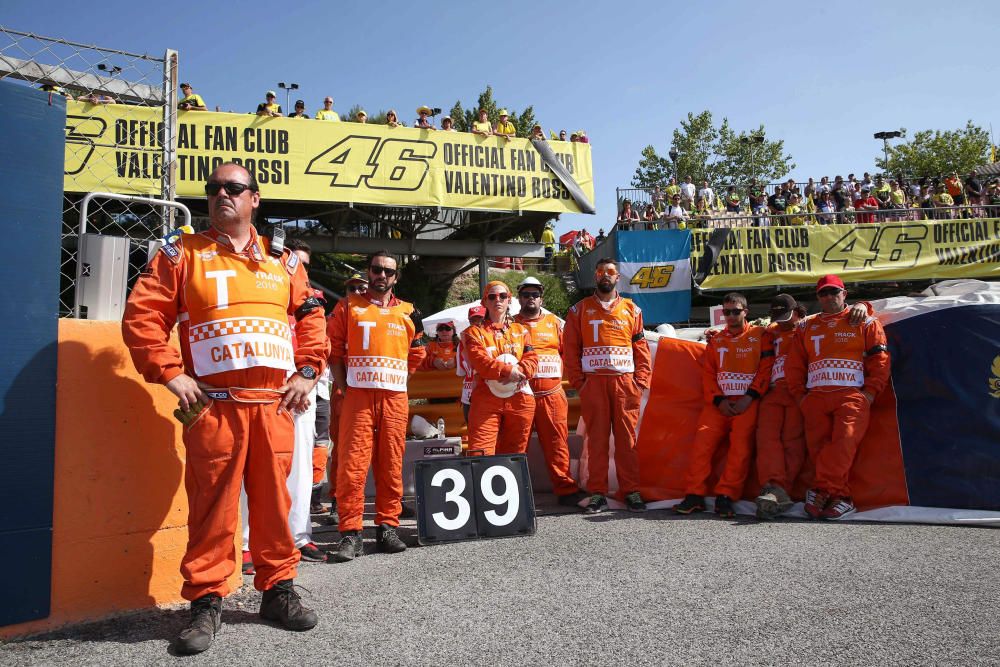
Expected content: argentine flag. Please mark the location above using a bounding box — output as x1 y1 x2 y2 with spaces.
615 230 692 324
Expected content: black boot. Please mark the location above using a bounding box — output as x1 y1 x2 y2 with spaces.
259 580 318 631
326 499 340 526
175 593 222 655
330 531 363 563
375 524 407 553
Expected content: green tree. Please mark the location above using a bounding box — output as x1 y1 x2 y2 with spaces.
342 103 387 124
449 85 537 138
878 121 990 178
631 111 794 189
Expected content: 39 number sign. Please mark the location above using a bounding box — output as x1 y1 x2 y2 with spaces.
414 455 536 545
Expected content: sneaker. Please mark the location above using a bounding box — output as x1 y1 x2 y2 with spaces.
330 532 363 563
299 542 327 563
624 491 647 513
714 495 735 519
583 494 608 514
310 500 325 514
673 494 706 515
259 580 318 631
241 550 255 576
310 485 324 514
375 524 407 553
325 500 339 527
821 495 856 520
556 490 589 507
804 488 830 520
175 593 221 655
755 484 792 521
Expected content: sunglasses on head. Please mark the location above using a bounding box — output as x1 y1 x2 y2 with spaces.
722 308 744 316
205 181 254 196
369 265 397 277
487 293 510 301
818 287 842 297
595 268 618 277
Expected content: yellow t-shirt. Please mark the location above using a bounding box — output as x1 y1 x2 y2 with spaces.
472 120 492 134
179 93 205 109
890 189 905 205
495 121 516 136
257 102 281 115
540 229 556 247
665 184 681 198
315 109 340 121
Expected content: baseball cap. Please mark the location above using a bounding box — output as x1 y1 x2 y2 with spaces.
498 108 509 116
180 82 191 89
345 272 367 285
312 288 327 303
266 90 277 98
769 293 797 322
816 274 846 292
468 305 486 318
295 99 305 107
861 185 871 192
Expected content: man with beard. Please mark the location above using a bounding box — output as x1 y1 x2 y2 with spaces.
563 258 652 514
326 251 426 561
514 277 587 506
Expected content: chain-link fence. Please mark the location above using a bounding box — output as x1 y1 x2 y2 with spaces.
0 27 177 317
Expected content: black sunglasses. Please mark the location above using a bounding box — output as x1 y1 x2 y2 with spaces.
818 288 842 297
369 265 397 277
519 291 542 299
437 325 453 331
722 308 744 316
205 181 254 196
347 285 366 293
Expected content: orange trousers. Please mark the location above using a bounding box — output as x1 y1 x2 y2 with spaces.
580 374 642 496
531 389 579 496
327 390 344 500
181 391 298 599
312 446 326 485
755 383 806 493
468 385 535 455
336 388 409 532
685 401 759 499
801 388 871 497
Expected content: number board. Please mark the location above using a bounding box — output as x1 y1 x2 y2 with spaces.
414 455 536 545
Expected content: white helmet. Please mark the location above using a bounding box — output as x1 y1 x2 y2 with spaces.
486 353 521 398
517 276 544 294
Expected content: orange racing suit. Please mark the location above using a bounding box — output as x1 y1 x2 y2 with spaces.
684 321 774 499
563 294 651 497
755 322 806 494
464 320 539 455
327 292 425 533
785 307 890 497
515 311 579 496
122 225 328 599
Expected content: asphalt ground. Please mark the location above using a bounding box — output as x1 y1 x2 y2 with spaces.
4 498 1000 666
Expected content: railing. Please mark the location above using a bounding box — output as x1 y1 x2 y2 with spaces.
610 205 1000 231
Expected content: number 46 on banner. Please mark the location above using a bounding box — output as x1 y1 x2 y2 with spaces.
414 455 536 545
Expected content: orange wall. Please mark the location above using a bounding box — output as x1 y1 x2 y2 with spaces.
0 320 241 638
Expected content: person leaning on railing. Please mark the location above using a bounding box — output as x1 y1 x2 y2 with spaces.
618 199 640 229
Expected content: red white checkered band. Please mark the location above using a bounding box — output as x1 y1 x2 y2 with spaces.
189 317 291 342
770 356 786 383
807 358 864 388
717 371 754 396
582 346 634 374
346 355 409 391
535 354 563 379
189 329 295 377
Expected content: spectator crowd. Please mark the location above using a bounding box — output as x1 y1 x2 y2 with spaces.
618 171 1000 230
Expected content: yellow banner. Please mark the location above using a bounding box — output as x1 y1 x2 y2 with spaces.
692 221 1000 289
63 101 594 214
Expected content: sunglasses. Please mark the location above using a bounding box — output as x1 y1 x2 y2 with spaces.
487 293 510 301
519 291 542 299
722 308 744 316
595 268 619 277
347 285 366 293
817 288 842 297
369 265 397 277
205 181 254 196
437 325 453 331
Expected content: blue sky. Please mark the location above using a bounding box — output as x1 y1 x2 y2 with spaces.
4 0 998 236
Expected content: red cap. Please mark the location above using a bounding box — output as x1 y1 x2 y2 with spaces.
468 305 486 318
816 274 846 292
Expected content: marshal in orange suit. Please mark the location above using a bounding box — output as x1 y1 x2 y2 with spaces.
563 258 652 515
122 163 327 654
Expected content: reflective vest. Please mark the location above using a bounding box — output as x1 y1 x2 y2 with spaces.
577 296 640 374
767 322 798 386
705 323 769 396
797 311 869 389
343 292 416 391
181 232 296 378
516 312 562 393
